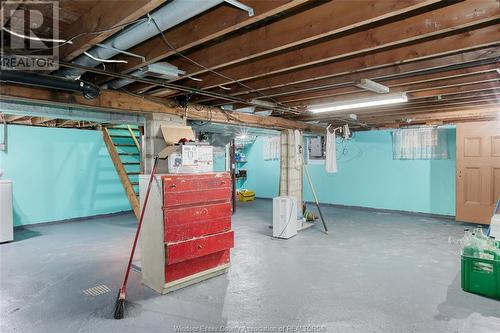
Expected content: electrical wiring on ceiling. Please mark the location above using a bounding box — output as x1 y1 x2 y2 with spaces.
2 11 303 117
83 51 128 64
1 27 72 44
147 15 302 116
2 17 149 54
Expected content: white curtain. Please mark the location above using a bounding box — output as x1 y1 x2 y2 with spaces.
325 127 337 173
392 128 448 160
263 136 280 160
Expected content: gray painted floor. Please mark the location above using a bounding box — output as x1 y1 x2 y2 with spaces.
1 199 499 333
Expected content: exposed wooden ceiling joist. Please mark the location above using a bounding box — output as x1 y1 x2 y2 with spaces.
169 0 444 79
177 1 499 91
196 46 500 104
99 0 310 83
2 0 499 129
197 32 499 107
278 65 499 105
207 63 499 107
284 72 500 109
61 0 167 61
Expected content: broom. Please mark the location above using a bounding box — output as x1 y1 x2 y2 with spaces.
114 155 159 319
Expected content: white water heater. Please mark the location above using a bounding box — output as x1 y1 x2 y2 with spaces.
0 180 13 243
273 196 298 239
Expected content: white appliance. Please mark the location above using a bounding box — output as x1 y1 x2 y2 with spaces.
490 214 500 239
0 180 13 243
273 196 298 239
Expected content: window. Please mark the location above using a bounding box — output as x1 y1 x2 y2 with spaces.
392 128 448 160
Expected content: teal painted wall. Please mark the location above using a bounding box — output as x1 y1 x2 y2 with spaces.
244 137 281 198
0 125 131 226
213 149 226 172
245 129 456 216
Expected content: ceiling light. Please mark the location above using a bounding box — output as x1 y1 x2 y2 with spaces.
309 93 408 113
355 79 390 94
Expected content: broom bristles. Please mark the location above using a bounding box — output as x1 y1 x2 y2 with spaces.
113 291 125 319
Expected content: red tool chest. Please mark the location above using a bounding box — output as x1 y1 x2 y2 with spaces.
140 172 233 294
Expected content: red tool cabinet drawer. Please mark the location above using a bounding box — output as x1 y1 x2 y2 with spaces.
165 217 231 242
165 250 230 283
166 230 234 265
164 202 231 242
163 173 230 193
164 189 230 207
162 173 231 207
164 202 231 226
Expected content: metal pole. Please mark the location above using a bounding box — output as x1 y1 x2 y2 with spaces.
231 139 237 214
304 164 329 234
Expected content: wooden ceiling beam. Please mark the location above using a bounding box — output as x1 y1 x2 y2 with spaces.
180 1 499 90
282 72 500 108
299 97 500 123
211 64 499 106
4 114 26 122
101 0 310 82
61 0 166 61
127 25 500 97
316 104 500 127
183 27 500 105
167 0 443 80
358 104 500 123
0 84 325 133
196 46 500 104
275 65 499 105
30 117 55 125
311 97 500 121
408 81 500 99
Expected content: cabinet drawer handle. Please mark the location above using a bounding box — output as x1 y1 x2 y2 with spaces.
197 244 203 250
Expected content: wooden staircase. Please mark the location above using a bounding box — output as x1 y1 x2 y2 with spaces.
102 125 141 218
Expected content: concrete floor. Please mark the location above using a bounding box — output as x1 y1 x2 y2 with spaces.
1 199 499 333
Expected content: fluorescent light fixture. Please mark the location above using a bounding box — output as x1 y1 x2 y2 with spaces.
355 78 390 94
309 92 408 113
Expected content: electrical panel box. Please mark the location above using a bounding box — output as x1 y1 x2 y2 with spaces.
273 196 298 239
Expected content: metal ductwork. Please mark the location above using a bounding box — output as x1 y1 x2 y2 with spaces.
58 0 225 79
0 71 100 99
105 62 186 90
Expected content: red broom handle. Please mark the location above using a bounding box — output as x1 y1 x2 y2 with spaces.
120 155 159 293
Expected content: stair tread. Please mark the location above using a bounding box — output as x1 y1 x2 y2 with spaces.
108 127 140 131
109 134 140 138
127 172 140 175
114 144 137 147
122 162 140 165
118 152 140 156
130 182 139 185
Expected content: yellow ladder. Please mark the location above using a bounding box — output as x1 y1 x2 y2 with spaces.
102 125 141 218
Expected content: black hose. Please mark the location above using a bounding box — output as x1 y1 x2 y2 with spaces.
0 70 100 99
